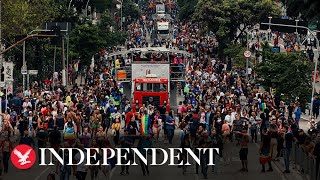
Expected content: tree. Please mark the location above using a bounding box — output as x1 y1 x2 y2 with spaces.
223 45 247 67
256 51 312 104
177 0 198 20
282 0 320 22
1 0 59 41
122 0 140 19
193 0 280 56
90 0 113 13
69 24 105 66
98 12 128 47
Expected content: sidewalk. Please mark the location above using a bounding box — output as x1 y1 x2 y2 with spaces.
211 141 293 180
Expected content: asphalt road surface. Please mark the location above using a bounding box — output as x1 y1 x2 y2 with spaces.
2 119 309 180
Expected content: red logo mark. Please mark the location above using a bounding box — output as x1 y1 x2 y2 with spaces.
10 144 36 170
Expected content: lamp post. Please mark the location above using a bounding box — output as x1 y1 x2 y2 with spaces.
246 28 257 82
0 0 2 114
116 0 123 31
85 0 90 17
68 0 73 11
261 21 320 120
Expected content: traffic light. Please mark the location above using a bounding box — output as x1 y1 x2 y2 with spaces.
50 26 61 45
0 65 4 82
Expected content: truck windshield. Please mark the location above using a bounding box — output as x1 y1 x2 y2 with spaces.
158 30 169 34
136 83 167 92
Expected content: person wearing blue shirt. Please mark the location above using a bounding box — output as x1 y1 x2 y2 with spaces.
165 111 175 144
293 102 302 128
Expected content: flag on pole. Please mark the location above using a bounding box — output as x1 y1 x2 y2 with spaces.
140 114 150 135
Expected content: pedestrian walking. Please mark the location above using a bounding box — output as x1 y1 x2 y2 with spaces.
239 128 249 172
0 135 13 174
283 126 294 173
165 111 175 144
259 135 273 172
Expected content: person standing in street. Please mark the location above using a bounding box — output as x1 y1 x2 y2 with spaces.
313 134 320 180
0 135 13 174
37 126 48 164
197 125 211 179
138 134 153 176
57 142 72 180
312 96 320 119
283 125 294 173
259 134 273 172
73 144 88 180
119 130 134 175
19 130 34 147
239 128 249 172
165 111 175 144
293 102 302 128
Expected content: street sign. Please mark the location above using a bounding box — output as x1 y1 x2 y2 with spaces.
21 70 27 75
244 50 252 58
28 70 38 75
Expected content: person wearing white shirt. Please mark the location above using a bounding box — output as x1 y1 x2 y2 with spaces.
231 109 237 123
247 67 252 79
249 112 258 142
22 99 32 113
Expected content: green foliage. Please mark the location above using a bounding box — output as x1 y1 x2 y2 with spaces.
284 0 320 22
1 0 133 84
256 51 312 103
177 0 198 20
90 0 113 13
122 0 141 19
193 0 280 56
98 13 115 32
2 0 59 41
69 24 105 66
69 13 128 66
223 45 247 67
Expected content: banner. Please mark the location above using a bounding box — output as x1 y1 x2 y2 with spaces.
4 61 13 81
3 62 13 95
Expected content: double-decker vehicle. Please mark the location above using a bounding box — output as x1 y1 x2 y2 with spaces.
132 74 170 112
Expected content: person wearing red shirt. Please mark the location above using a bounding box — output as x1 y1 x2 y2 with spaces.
125 111 134 126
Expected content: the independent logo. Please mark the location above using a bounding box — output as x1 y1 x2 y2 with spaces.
11 144 36 170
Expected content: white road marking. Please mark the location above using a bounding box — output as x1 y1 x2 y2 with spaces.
34 166 52 180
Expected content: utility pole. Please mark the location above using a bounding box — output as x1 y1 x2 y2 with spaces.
22 41 27 92
261 22 320 120
246 31 249 82
0 0 2 114
85 0 90 17
117 0 123 31
66 25 69 86
121 0 123 31
62 37 66 86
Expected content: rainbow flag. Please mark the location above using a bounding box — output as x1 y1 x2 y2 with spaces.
140 114 150 135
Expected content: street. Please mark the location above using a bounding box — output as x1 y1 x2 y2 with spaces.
2 118 308 180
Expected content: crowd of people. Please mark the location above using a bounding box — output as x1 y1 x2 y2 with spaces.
0 1 319 180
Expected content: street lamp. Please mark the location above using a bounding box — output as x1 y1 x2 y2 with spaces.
85 0 90 17
261 21 320 121
116 0 123 31
246 28 257 82
68 0 73 11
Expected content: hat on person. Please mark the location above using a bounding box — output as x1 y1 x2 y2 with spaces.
298 129 304 133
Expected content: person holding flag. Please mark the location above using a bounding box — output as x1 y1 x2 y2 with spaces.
140 110 150 136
